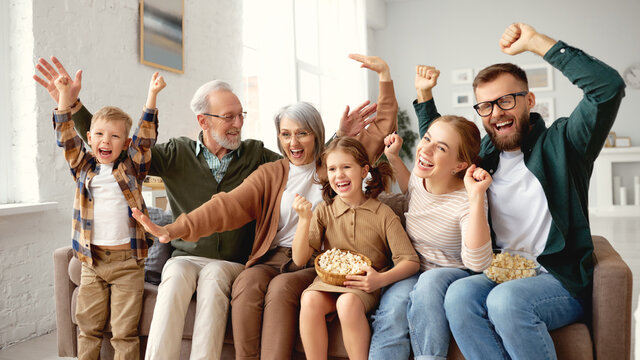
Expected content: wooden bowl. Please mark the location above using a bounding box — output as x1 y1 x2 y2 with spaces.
314 249 372 286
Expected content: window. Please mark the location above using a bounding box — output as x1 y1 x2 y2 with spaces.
0 1 11 203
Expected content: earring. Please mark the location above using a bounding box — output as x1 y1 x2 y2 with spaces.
451 170 457 175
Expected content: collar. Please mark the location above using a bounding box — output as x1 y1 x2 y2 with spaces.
332 196 381 217
195 131 242 158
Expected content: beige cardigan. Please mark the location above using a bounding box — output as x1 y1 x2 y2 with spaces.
165 80 398 268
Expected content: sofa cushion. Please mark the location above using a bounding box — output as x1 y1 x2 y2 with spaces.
378 192 409 227
68 256 81 286
145 207 174 285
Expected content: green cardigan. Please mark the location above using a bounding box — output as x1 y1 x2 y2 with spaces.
72 105 282 263
414 41 625 299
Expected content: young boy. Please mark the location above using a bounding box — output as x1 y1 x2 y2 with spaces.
53 72 165 359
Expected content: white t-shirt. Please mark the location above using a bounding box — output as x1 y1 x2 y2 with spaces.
488 150 552 263
271 162 323 248
89 163 131 246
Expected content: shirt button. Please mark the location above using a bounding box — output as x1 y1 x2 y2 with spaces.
560 48 565 53
489 169 494 174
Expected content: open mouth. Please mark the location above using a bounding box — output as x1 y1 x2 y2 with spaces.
417 156 434 170
98 149 113 158
290 148 304 159
335 180 351 192
493 119 514 132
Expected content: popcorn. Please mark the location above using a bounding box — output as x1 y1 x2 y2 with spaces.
484 252 538 284
317 248 368 275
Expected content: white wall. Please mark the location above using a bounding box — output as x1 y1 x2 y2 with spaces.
370 0 640 207
1 0 243 348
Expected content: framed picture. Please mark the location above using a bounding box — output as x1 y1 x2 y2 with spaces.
452 92 473 108
452 69 473 85
531 98 555 126
605 132 616 147
522 64 553 91
140 0 184 74
615 136 631 147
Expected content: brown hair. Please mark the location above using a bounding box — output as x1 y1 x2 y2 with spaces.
91 106 133 136
430 115 481 179
473 63 528 92
320 137 394 204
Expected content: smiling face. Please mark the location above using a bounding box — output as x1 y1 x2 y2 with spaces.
278 117 316 166
202 90 244 150
414 121 467 182
87 118 131 164
475 73 534 151
326 149 368 206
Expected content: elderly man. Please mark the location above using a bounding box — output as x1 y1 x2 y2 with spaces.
34 57 376 360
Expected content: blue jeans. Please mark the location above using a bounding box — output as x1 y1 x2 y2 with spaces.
444 273 584 360
369 268 471 360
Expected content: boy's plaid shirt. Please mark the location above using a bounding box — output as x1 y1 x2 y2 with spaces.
53 106 158 264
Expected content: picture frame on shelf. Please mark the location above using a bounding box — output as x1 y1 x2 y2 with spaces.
452 92 473 108
451 69 473 85
605 132 616 148
522 64 553 91
615 136 631 147
531 98 555 127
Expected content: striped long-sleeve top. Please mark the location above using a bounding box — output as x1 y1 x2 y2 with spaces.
404 172 492 272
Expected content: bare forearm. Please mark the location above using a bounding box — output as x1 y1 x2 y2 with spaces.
292 217 314 266
386 153 410 192
465 196 491 249
378 260 419 288
528 33 556 57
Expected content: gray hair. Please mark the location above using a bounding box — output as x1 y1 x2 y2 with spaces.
190 80 233 115
274 102 325 161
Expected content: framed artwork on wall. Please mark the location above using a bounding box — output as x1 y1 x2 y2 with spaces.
522 64 553 91
615 136 631 147
140 0 184 74
452 92 473 108
605 132 616 147
531 97 555 126
452 68 473 85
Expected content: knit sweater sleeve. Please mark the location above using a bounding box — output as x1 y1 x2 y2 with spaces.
354 80 398 164
164 163 271 242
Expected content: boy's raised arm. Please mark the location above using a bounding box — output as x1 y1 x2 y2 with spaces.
146 72 166 110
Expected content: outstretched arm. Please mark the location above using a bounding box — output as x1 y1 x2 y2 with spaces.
383 133 410 193
146 72 166 109
292 194 315 266
132 208 173 243
348 54 398 163
34 56 82 107
414 65 441 138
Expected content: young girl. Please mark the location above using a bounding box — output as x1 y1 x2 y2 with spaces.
292 137 420 360
368 65 494 360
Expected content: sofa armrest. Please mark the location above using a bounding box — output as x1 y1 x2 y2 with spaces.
591 235 632 360
53 246 77 357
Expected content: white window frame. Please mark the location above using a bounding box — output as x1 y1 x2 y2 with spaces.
0 1 11 204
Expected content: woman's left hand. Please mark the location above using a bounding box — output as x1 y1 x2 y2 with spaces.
344 265 383 293
464 164 492 200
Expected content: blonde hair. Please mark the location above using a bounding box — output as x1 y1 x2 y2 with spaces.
91 106 133 136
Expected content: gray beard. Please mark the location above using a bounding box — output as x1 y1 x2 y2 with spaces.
211 129 241 150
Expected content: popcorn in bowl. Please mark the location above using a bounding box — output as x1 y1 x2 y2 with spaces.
484 252 540 284
315 248 372 286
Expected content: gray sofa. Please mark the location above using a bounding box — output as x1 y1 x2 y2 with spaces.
53 194 633 359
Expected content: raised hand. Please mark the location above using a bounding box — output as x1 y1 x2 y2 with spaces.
463 164 492 200
33 56 82 104
338 100 377 137
292 194 313 220
348 53 391 81
132 208 172 243
146 72 166 109
499 23 555 57
415 65 440 92
383 133 403 158
54 75 73 110
344 265 383 293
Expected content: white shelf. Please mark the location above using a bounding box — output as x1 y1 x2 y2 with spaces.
590 146 640 217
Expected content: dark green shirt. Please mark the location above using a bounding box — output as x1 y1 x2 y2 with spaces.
72 107 282 263
414 41 625 299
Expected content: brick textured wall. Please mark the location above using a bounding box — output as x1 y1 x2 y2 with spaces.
1 0 243 348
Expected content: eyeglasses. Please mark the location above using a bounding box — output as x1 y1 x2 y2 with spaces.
473 91 528 117
278 131 313 143
203 112 247 122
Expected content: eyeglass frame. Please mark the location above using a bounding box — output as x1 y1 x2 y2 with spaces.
278 130 314 143
473 91 529 117
202 112 247 122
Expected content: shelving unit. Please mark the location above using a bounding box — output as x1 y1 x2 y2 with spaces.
590 146 640 217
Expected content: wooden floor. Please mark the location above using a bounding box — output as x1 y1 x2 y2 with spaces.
1 215 638 359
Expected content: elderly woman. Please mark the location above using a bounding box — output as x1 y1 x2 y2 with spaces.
134 54 398 360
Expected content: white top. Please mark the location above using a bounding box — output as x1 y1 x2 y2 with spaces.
271 162 323 248
488 150 552 263
89 163 131 246
404 172 492 272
